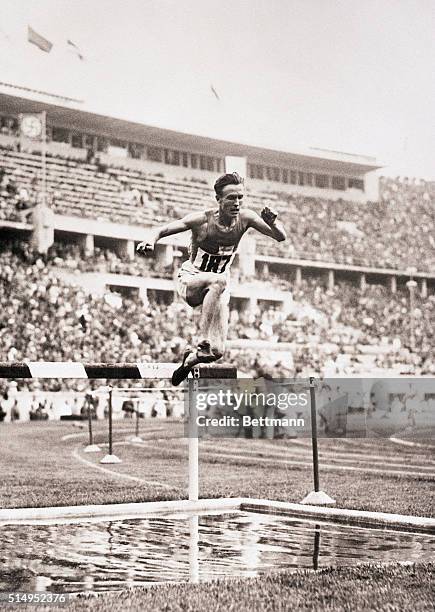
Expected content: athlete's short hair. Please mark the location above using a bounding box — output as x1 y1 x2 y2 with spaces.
214 172 244 198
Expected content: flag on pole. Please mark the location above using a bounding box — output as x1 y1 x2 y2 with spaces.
67 39 85 61
27 26 53 53
210 84 220 101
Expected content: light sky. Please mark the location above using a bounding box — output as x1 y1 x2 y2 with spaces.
1 0 434 178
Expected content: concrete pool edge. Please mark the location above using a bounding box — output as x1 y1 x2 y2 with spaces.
0 497 434 533
0 498 244 524
240 499 435 534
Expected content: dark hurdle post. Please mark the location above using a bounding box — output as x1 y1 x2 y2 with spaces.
309 376 320 492
300 377 335 505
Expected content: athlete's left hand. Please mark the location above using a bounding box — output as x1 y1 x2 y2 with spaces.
261 206 278 226
136 241 154 255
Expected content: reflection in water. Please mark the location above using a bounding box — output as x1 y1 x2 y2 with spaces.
313 525 321 570
189 515 199 584
0 512 434 593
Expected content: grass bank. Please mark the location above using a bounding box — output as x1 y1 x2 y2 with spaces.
69 563 434 612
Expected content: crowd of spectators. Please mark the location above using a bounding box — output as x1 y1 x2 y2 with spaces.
0 241 197 392
257 176 434 271
0 166 37 222
231 275 434 375
0 145 183 227
0 240 433 396
36 242 435 367
0 117 18 137
48 241 173 279
0 144 433 272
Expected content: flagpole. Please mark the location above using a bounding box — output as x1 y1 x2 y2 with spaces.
41 111 47 207
18 114 24 153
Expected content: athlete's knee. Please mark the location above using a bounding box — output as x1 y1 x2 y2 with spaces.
220 287 230 306
208 275 227 294
210 342 225 361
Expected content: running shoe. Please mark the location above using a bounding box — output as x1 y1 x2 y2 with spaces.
171 341 219 386
171 346 196 386
196 340 219 363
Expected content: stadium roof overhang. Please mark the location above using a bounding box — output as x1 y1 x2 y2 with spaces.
0 92 382 174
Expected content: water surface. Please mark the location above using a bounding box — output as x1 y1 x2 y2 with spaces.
0 511 434 593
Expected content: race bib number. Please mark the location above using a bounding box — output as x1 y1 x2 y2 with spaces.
193 246 235 274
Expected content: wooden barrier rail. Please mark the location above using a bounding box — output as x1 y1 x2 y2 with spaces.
0 362 237 379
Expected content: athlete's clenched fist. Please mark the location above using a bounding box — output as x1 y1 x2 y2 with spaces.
136 241 154 255
261 206 278 226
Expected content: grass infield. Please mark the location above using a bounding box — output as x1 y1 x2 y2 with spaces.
1 421 433 516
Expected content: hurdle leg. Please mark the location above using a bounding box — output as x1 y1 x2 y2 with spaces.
101 386 122 464
310 377 320 493
300 377 335 505
84 399 101 453
189 438 199 502
188 369 200 501
130 407 143 443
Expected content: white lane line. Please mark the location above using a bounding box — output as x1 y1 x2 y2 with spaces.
213 438 432 462
144 438 435 472
390 436 435 450
134 440 434 480
61 432 87 441
198 451 435 480
202 443 435 470
71 444 181 491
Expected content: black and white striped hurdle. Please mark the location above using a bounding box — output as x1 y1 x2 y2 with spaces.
0 362 237 379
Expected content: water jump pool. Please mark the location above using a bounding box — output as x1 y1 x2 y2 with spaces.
1 510 434 593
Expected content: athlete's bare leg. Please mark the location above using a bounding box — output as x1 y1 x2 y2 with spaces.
172 273 230 384
199 275 229 357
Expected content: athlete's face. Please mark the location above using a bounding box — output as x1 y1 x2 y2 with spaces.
218 184 244 218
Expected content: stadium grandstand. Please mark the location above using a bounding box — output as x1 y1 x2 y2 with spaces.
1 88 434 391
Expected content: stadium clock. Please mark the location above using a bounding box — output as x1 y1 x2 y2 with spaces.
21 115 43 138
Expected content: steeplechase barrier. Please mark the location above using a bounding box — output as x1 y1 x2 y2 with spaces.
0 362 334 505
0 362 237 379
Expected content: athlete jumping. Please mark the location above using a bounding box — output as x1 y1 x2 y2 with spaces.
137 172 287 385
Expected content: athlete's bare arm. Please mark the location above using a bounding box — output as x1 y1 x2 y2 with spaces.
137 211 207 254
243 207 287 242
